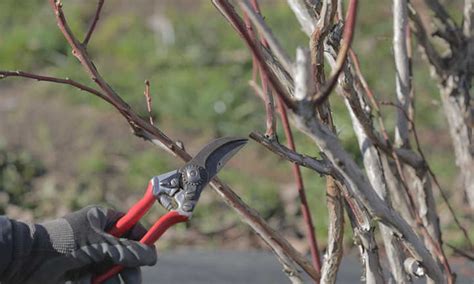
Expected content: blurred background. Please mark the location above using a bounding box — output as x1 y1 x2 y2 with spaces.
0 0 470 256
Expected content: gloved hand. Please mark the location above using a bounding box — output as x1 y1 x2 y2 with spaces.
3 206 157 284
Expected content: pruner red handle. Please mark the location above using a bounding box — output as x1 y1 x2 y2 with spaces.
108 181 156 237
92 182 189 284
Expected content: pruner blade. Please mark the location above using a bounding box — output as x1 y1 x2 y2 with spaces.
154 137 247 215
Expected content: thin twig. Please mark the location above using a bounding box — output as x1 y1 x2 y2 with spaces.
447 243 474 261
83 0 105 46
144 80 154 125
0 70 110 103
248 80 276 136
244 11 276 138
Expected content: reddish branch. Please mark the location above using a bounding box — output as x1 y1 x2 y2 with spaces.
277 96 322 273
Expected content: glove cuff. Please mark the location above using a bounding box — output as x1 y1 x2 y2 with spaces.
1 218 75 283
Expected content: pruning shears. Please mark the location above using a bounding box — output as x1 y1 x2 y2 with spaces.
93 137 248 284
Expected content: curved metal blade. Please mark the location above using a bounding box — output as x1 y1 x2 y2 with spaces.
188 137 248 179
173 137 247 214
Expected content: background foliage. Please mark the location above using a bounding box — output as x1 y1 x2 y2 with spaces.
0 0 469 251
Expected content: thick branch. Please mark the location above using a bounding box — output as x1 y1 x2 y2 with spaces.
292 111 444 282
393 0 412 148
346 100 410 283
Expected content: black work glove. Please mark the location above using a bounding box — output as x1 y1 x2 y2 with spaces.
2 206 157 284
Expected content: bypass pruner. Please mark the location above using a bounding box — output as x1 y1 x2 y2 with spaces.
93 137 248 283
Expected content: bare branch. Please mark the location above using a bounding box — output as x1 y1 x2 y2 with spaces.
209 177 311 283
392 6 449 279
244 11 277 138
355 227 386 283
219 2 324 274
342 193 386 284
249 131 333 176
248 81 276 136
83 0 105 46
